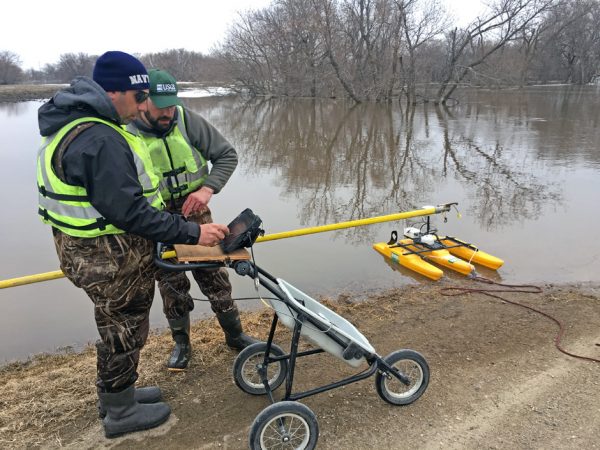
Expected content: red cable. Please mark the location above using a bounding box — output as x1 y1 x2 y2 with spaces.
440 276 600 364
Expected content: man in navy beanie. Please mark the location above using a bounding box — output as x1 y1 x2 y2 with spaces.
36 51 229 438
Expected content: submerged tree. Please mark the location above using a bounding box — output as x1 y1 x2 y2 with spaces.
219 0 587 103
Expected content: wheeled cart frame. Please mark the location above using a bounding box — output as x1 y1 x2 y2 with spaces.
155 243 430 450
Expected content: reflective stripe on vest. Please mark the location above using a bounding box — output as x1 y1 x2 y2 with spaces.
37 117 163 237
127 106 208 200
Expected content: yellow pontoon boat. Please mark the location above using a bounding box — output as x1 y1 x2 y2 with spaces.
373 229 503 280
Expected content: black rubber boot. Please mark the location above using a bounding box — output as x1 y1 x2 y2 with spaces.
167 315 191 371
99 385 171 439
98 386 162 418
216 307 260 350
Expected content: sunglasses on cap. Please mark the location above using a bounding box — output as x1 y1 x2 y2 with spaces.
134 90 149 103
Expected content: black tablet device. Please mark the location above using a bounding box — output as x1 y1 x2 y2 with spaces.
220 208 263 253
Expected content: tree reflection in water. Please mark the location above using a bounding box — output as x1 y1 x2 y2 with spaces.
187 96 561 244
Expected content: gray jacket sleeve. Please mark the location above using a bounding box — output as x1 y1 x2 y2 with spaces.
182 108 238 193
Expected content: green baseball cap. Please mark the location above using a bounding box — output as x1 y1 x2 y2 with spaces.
148 69 181 108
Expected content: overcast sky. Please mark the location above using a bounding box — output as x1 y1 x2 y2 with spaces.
3 0 486 70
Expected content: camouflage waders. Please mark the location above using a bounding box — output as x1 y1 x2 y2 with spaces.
155 204 234 318
53 229 156 392
159 200 259 364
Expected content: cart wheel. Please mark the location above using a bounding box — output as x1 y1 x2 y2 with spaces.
249 401 318 450
375 349 429 405
233 342 288 395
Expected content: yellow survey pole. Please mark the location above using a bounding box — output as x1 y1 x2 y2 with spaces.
0 270 65 289
1 204 453 289
160 204 451 259
255 204 449 243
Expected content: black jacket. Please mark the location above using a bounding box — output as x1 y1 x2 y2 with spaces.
38 76 199 245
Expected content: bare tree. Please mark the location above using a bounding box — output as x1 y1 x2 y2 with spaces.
315 0 362 101
142 49 207 81
453 0 599 86
0 51 24 84
544 0 600 84
434 0 555 104
394 0 448 103
54 53 96 82
220 9 278 95
220 1 335 96
316 0 403 101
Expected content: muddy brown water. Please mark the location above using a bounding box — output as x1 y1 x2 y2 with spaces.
1 86 599 364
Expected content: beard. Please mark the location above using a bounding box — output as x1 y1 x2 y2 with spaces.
144 111 173 133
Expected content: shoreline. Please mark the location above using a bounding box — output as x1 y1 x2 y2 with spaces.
2 280 598 368
0 82 228 103
2 82 590 104
0 84 65 103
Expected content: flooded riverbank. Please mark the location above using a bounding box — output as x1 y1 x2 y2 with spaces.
1 85 599 366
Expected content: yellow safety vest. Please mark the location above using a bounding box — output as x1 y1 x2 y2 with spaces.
37 117 163 237
128 106 208 201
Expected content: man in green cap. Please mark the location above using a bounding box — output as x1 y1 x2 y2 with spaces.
127 69 259 371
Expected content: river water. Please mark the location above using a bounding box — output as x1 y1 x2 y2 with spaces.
1 86 599 364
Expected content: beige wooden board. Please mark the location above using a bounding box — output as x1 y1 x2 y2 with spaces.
173 244 250 262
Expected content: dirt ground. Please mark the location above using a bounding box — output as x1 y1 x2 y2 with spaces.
1 279 599 449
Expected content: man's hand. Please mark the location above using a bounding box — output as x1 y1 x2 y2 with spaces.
182 186 214 217
198 223 229 247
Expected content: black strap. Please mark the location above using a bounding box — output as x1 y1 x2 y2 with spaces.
162 166 186 177
167 184 188 195
143 186 159 195
38 184 88 202
38 208 107 231
163 166 188 197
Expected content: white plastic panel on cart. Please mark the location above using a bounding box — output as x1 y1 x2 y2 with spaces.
267 279 376 368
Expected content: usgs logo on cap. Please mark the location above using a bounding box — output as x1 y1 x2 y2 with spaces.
156 83 177 93
129 74 150 85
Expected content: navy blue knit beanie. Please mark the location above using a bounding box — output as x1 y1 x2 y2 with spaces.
93 51 149 92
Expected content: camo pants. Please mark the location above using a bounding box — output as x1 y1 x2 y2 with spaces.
53 229 156 392
155 204 234 320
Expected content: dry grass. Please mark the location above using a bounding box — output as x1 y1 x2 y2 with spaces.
0 291 409 448
0 347 95 447
0 84 65 102
0 302 331 448
0 314 243 447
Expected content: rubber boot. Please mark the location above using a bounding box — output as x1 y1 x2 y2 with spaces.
98 386 162 418
167 315 191 371
99 385 171 439
216 307 260 350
